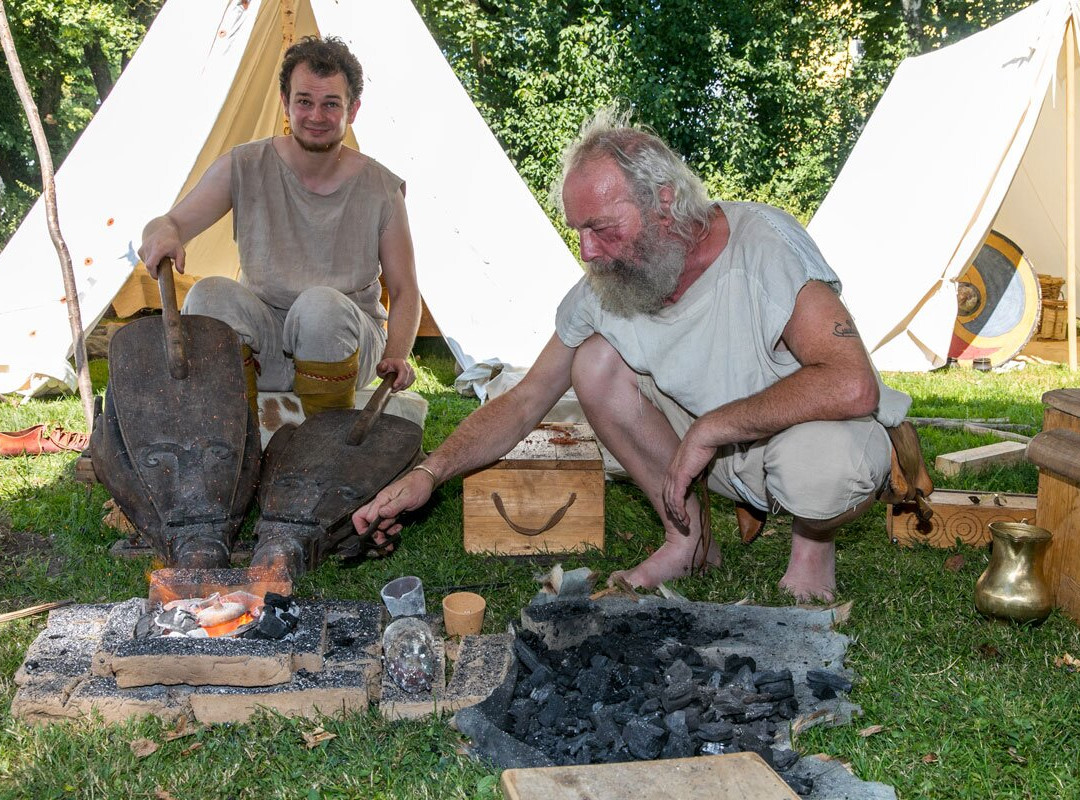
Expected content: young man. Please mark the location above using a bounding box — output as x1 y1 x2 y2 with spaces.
139 36 420 416
353 110 923 602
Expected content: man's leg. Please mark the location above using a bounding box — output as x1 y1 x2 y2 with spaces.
284 287 385 417
761 418 891 602
571 335 721 587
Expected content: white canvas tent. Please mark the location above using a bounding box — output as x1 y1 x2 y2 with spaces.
0 0 582 396
809 0 1080 372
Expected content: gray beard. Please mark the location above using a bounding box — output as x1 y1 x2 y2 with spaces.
585 230 687 318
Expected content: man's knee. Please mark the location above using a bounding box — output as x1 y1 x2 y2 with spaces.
181 276 243 317
764 420 890 521
284 287 367 363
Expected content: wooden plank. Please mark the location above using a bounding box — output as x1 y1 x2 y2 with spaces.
500 752 799 800
934 441 1028 477
887 490 1037 548
1034 393 1080 625
463 468 604 555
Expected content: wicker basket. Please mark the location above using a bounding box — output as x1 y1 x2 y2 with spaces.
1037 299 1068 340
1039 273 1065 301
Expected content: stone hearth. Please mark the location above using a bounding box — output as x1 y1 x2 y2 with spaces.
12 600 514 725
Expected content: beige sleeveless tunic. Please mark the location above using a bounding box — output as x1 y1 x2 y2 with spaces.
230 138 403 322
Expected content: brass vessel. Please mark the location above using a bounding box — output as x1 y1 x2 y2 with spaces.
974 521 1053 623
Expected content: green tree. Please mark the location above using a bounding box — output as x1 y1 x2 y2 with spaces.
0 0 160 242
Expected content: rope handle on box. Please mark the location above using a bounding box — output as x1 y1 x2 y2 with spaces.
491 491 577 536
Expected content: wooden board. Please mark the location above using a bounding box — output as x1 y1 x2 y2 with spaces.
1032 390 1080 624
463 424 604 555
934 441 1028 477
500 752 799 800
887 490 1037 548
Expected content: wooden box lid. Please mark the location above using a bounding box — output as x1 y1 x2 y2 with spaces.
485 423 602 472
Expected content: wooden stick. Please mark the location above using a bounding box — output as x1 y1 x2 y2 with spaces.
0 1 93 427
0 600 73 625
910 418 1033 444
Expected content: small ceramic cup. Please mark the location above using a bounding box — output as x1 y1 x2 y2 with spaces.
442 592 486 636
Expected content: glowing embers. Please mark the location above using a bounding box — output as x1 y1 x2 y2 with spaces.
136 591 299 640
135 564 299 641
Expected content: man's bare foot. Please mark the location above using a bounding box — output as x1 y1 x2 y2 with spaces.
609 532 722 589
778 533 835 602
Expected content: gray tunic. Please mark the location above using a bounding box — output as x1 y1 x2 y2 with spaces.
555 201 911 426
230 137 402 322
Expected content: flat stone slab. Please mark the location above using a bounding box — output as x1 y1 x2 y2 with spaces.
92 599 326 688
11 599 382 725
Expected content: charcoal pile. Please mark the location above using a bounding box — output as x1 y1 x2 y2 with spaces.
502 605 822 793
454 596 899 800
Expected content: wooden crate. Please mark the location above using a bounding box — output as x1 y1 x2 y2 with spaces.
887 490 1037 548
463 423 604 556
1029 389 1080 624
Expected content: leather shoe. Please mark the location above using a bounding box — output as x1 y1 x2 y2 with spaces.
0 424 90 457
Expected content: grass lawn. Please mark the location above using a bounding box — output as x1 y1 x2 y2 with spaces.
1 345 1079 799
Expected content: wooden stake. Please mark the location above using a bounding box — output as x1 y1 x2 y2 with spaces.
0 600 73 625
1067 18 1077 372
0 2 93 426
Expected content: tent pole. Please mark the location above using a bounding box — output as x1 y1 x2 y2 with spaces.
1068 17 1077 371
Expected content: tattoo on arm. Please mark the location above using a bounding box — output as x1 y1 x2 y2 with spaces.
833 317 859 338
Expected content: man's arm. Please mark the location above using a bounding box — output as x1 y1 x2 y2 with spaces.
352 333 576 537
663 280 880 526
376 189 421 390
137 152 234 277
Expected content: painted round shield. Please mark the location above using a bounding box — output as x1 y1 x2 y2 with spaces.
949 231 1041 367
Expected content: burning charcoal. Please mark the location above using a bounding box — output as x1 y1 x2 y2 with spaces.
784 774 815 796
660 680 697 713
134 611 159 639
775 697 799 719
382 617 437 694
754 668 793 688
696 720 735 743
663 659 693 685
624 717 665 760
155 607 201 635
706 670 725 689
772 747 800 771
806 668 852 700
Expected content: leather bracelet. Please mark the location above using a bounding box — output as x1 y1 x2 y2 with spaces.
411 463 438 486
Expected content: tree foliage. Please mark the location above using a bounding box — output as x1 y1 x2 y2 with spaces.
0 0 1039 247
0 0 161 242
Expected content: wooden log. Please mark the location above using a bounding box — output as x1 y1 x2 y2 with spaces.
887 490 1037 548
934 441 1028 477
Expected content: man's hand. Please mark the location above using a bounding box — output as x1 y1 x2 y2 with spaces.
662 420 718 530
377 357 415 391
138 216 187 277
351 468 434 543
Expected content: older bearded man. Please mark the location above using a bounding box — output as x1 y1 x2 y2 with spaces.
353 110 923 602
